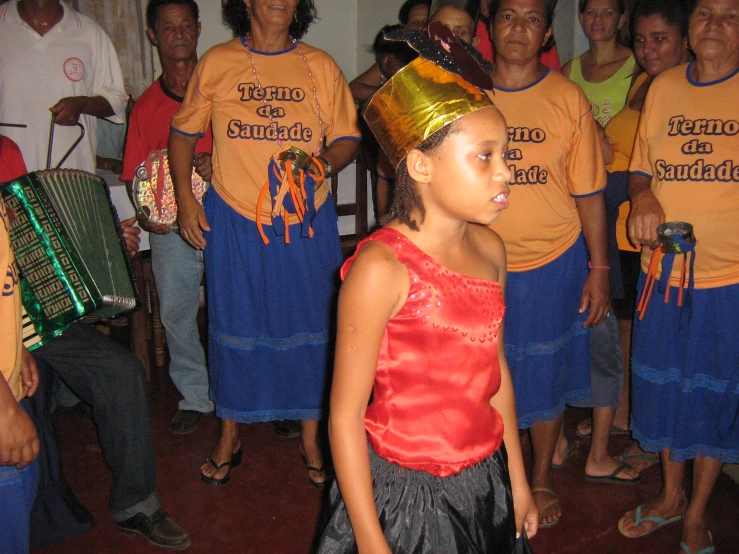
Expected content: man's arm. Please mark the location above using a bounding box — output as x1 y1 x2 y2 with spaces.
50 96 115 126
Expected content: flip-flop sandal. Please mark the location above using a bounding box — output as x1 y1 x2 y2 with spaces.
616 445 660 471
575 417 631 438
551 439 579 469
201 447 243 486
531 487 561 529
585 463 642 485
299 444 329 489
680 531 715 554
617 505 682 538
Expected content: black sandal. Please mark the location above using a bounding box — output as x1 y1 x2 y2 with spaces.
299 444 328 489
201 446 242 486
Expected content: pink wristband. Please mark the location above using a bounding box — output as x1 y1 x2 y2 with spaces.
588 262 610 270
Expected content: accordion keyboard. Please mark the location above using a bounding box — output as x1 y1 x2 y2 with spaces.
21 305 42 349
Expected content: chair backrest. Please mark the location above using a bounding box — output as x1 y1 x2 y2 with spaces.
331 150 369 258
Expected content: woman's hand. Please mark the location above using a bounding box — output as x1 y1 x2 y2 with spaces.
628 187 664 250
177 196 210 250
513 485 539 540
580 269 611 327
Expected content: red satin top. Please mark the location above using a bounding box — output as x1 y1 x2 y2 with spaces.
341 228 506 478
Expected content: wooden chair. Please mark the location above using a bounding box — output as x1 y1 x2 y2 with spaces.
331 150 369 258
127 251 167 382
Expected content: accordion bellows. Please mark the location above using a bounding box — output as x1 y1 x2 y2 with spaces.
1 169 140 349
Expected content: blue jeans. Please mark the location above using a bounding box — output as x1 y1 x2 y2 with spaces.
0 402 39 554
150 231 213 413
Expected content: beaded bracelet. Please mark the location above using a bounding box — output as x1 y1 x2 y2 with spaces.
588 262 610 270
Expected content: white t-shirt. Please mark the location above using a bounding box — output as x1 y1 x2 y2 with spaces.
0 0 128 173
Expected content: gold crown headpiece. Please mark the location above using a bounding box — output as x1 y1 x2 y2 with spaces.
363 22 495 169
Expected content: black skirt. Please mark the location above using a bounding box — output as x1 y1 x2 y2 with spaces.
316 444 516 554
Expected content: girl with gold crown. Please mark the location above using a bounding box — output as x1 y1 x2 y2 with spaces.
316 24 538 554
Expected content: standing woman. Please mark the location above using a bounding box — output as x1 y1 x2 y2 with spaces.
169 0 360 487
599 0 692 470
564 0 634 127
488 0 612 529
618 0 739 552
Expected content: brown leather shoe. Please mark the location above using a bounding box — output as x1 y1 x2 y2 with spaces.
169 410 205 435
116 509 190 550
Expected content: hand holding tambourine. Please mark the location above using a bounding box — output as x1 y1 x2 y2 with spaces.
132 149 209 230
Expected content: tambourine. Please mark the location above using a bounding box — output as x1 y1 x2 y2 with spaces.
637 221 697 327
132 149 209 227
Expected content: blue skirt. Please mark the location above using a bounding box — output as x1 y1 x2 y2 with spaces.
631 274 739 462
202 188 343 423
505 235 591 428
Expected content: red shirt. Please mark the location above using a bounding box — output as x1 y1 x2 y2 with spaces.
475 19 562 72
0 135 28 182
343 228 506 478
121 77 213 182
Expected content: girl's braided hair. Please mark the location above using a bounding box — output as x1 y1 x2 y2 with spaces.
381 123 456 230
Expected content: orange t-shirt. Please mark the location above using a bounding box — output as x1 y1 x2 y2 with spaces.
490 70 606 271
1 136 26 401
172 38 360 224
629 63 739 288
605 72 648 253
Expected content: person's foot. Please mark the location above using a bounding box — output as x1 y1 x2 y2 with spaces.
551 436 578 468
531 485 561 528
585 456 640 482
299 439 328 487
116 509 190 550
272 419 301 438
200 438 241 483
618 497 687 538
680 520 714 554
169 410 206 435
575 418 629 438
616 442 660 472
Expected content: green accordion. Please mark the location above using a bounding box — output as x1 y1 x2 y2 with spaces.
1 169 140 350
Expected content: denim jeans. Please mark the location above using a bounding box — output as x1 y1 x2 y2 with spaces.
150 231 212 413
34 324 161 521
0 401 39 554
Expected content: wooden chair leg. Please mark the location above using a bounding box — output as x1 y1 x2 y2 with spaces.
150 280 167 372
130 253 151 381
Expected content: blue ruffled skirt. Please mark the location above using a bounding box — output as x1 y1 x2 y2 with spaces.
202 188 342 423
631 274 739 462
504 235 592 428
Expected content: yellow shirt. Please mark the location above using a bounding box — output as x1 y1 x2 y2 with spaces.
569 55 636 127
629 63 739 288
172 39 360 224
605 72 649 253
1 198 23 401
490 70 606 271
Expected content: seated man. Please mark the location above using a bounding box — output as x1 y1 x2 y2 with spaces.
0 0 190 548
33 325 190 550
